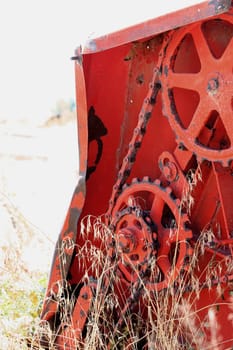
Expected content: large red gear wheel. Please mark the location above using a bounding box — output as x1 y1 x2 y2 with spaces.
110 178 193 292
160 13 233 166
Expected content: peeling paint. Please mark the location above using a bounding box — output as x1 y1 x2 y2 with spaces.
209 0 231 14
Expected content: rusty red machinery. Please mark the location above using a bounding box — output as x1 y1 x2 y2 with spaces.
40 1 233 348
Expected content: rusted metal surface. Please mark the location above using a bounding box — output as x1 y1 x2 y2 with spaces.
41 3 233 349
40 60 88 326
80 0 231 54
161 11 233 165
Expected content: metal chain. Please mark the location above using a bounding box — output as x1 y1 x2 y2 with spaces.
103 57 233 344
106 69 161 222
104 71 161 340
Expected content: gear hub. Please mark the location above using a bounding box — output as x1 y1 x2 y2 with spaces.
109 207 156 283
110 178 192 291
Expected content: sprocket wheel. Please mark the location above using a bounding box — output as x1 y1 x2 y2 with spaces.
161 13 233 166
110 178 193 292
109 206 157 283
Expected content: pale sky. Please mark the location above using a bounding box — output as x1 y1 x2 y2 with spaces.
0 0 200 123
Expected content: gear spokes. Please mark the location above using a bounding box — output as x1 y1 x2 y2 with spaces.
110 178 193 292
161 14 233 165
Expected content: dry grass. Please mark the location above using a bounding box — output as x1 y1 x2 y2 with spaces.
1 166 233 349
0 191 49 350
33 222 233 349
68 219 233 350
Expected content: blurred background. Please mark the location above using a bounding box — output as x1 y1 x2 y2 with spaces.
0 0 200 123
0 1 201 347
0 0 199 260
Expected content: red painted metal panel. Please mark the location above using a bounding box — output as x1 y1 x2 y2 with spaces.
80 0 231 54
40 3 233 349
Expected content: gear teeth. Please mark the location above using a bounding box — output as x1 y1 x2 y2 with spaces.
165 187 172 195
221 159 232 167
194 155 232 167
122 183 129 190
143 176 151 182
195 156 233 167
132 177 139 184
154 179 161 186
110 175 195 291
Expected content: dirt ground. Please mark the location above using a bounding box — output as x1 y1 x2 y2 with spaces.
0 117 79 273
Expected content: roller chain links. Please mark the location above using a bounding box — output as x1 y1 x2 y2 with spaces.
96 64 194 339
92 13 233 344
79 55 194 345
106 70 161 220
55 12 233 348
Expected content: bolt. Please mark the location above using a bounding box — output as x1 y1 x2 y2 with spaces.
163 165 171 178
118 228 138 253
80 310 85 318
162 161 178 182
178 143 186 150
81 293 88 300
207 78 219 94
119 234 131 253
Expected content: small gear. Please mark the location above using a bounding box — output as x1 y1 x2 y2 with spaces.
109 206 157 283
109 177 193 291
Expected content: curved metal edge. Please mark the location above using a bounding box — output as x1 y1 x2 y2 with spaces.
40 60 88 323
40 175 86 321
79 0 231 54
